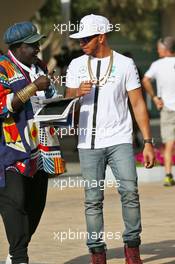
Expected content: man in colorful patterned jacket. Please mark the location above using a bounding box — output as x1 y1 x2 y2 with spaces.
0 22 64 264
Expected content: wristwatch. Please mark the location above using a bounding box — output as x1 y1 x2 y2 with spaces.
143 138 154 145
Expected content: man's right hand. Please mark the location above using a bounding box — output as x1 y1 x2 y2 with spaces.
77 81 93 97
34 75 50 91
153 96 164 110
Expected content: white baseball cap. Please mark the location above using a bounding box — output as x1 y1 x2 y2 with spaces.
69 14 112 39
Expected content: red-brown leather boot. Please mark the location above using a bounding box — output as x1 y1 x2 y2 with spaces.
90 251 106 264
124 246 143 264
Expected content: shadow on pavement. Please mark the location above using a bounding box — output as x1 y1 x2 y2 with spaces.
65 240 175 264
0 263 46 264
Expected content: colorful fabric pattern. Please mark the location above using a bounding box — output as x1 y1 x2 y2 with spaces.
38 126 65 175
0 55 65 187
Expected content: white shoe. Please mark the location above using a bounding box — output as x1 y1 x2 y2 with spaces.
5 254 12 264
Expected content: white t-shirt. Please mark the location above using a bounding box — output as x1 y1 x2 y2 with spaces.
66 51 141 149
145 57 175 111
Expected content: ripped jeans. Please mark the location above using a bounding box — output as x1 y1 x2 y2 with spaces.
79 143 142 251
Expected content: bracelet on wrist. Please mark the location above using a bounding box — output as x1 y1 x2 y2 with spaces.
16 83 38 103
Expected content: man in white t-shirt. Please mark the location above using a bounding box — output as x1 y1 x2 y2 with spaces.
66 14 155 264
143 36 175 187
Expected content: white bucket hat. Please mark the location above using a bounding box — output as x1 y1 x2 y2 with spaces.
69 14 112 39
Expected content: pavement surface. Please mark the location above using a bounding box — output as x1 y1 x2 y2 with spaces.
1 121 175 264
0 181 175 264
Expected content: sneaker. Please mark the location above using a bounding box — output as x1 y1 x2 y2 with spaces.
163 174 175 186
6 254 12 264
124 246 143 264
90 251 106 264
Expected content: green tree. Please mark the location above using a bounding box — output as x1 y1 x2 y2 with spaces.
33 0 62 33
34 0 175 42
33 0 175 57
71 0 175 42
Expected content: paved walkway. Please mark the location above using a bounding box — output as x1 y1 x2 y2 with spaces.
0 181 175 264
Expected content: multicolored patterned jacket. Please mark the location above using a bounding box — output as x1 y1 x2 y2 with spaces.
0 55 65 187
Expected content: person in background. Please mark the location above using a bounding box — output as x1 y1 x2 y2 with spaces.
66 14 155 264
0 21 64 264
143 36 175 187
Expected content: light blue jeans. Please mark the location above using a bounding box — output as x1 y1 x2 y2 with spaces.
79 143 142 251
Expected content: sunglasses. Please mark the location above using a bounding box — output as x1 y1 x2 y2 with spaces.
79 34 99 44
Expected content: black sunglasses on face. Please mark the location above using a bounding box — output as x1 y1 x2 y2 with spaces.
79 34 99 44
